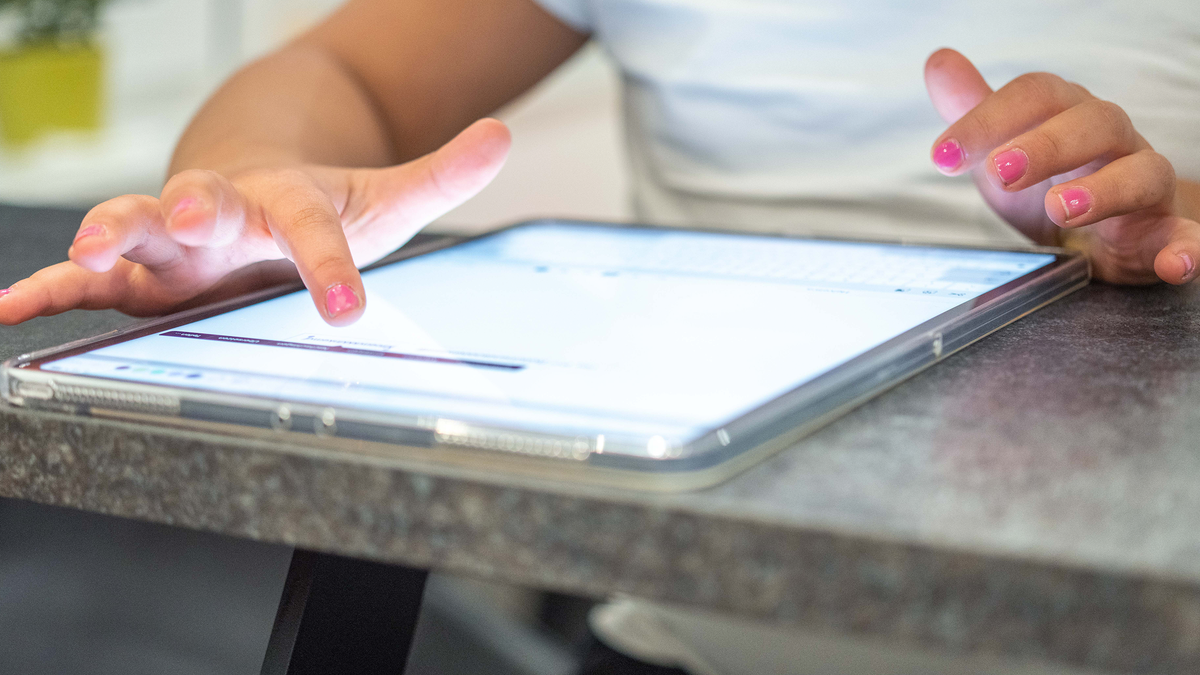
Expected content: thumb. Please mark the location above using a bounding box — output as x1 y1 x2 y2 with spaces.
924 48 993 124
366 117 511 229
325 117 511 265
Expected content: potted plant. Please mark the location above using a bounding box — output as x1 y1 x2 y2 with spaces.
0 0 109 147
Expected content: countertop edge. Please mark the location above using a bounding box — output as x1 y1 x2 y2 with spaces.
4 404 1199 674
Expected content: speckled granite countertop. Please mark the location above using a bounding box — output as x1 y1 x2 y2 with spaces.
4 204 1200 673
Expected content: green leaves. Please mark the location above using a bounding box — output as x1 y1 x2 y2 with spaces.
0 0 111 47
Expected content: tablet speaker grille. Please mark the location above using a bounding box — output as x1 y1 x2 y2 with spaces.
435 426 590 460
51 383 181 416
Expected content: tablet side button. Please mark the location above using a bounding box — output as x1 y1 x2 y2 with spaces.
272 405 293 432
315 408 337 437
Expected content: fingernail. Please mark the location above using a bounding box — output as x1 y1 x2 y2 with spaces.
325 283 360 318
1059 187 1093 221
1181 253 1195 281
933 139 964 172
74 224 105 242
171 197 199 217
993 148 1029 186
0 288 10 298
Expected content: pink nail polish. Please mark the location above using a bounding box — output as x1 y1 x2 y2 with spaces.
1059 187 1092 221
325 283 360 318
993 149 1029 186
0 288 10 298
172 197 199 216
933 139 964 172
1181 253 1195 281
74 224 105 242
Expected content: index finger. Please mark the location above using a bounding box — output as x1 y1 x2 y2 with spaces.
259 171 366 326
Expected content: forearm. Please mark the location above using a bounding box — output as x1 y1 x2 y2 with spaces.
169 44 398 177
169 0 585 181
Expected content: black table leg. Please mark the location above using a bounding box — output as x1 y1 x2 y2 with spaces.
261 548 428 675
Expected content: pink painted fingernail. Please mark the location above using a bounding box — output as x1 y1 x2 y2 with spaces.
172 197 199 216
993 148 1029 186
74 224 105 242
933 139 964 172
0 288 10 298
1181 253 1195 281
325 283 360 318
1059 187 1092 221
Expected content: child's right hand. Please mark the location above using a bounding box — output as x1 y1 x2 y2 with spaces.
0 118 510 327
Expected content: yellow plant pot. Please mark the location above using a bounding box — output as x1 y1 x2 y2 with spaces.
0 42 104 147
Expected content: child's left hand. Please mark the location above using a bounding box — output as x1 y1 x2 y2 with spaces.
925 48 1200 284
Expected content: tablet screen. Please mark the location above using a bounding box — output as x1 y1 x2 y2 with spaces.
39 222 1054 449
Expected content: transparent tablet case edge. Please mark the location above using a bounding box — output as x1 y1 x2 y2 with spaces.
689 252 1090 477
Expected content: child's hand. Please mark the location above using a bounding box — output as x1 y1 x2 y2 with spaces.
0 119 510 326
925 49 1200 284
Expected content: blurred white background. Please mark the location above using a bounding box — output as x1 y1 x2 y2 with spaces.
0 0 631 232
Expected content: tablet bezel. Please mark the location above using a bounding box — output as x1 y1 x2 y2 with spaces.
1 219 1090 490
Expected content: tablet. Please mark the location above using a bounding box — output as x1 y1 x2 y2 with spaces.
2 220 1088 490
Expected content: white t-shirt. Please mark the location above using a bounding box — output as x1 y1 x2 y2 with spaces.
533 0 1200 245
